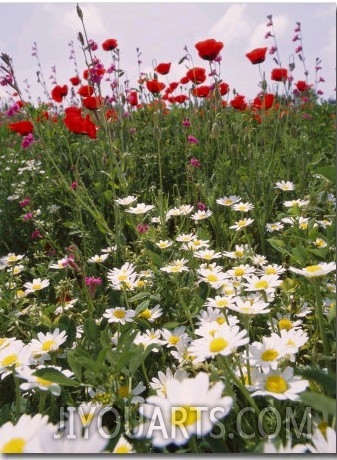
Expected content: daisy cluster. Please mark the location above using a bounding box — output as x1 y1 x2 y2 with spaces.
0 177 335 454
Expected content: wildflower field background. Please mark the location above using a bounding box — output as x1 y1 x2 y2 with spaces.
0 3 336 454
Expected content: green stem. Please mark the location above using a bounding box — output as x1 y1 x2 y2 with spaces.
189 435 200 453
14 376 22 421
38 390 47 414
312 279 331 374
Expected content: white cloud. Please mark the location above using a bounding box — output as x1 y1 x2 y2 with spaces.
208 4 251 45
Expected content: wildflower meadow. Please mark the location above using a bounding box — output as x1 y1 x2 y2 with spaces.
0 3 336 454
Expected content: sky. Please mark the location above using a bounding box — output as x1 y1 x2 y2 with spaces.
0 1 336 105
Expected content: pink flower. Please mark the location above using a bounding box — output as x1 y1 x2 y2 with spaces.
292 35 300 42
137 223 149 234
189 157 201 168
23 212 33 221
21 133 34 149
31 229 42 239
71 181 77 190
187 135 199 144
269 46 277 55
19 197 30 208
182 117 191 128
295 46 302 54
85 276 102 298
197 202 207 211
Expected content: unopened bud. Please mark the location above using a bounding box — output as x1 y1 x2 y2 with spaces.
211 122 220 139
76 3 83 20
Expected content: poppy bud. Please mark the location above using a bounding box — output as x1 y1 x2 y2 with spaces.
76 3 83 20
211 122 220 139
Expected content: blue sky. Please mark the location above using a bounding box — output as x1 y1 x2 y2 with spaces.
0 1 336 104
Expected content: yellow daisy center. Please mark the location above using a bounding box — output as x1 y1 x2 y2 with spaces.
115 445 131 453
255 280 269 289
42 339 56 352
2 438 26 453
234 267 245 276
169 336 180 345
2 354 19 367
265 267 277 275
261 349 279 362
172 406 199 427
118 385 129 398
113 309 126 319
139 309 151 319
118 274 128 282
317 421 328 437
278 319 293 331
36 377 53 387
32 283 42 290
264 375 288 393
216 317 226 325
305 265 321 273
209 337 228 353
206 274 219 283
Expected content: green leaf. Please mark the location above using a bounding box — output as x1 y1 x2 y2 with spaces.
135 299 150 315
33 368 80 387
312 165 336 182
296 368 336 397
56 316 77 348
267 238 292 257
84 318 99 342
300 391 336 417
67 350 83 381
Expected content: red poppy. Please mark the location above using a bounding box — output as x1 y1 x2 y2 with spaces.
78 85 95 97
246 47 268 65
146 79 166 94
218 82 230 96
192 85 211 98
8 120 34 136
82 96 103 110
253 93 274 110
69 76 81 86
83 69 89 80
65 106 82 117
230 94 247 111
179 76 190 85
105 109 118 121
295 80 312 92
127 91 138 107
172 94 188 104
155 62 171 75
167 82 179 93
64 109 97 139
195 39 224 61
185 67 207 85
51 85 68 103
102 38 118 51
271 68 288 82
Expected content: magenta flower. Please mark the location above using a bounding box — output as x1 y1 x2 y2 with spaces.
197 202 207 211
295 46 302 54
71 181 77 190
189 157 201 168
182 117 191 128
19 197 31 208
187 135 199 144
31 229 42 239
85 276 102 298
137 223 149 234
88 39 98 51
6 102 21 117
21 133 34 149
269 46 277 55
23 212 33 221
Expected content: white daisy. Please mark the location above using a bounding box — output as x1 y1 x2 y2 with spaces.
17 365 74 396
264 439 307 453
307 426 336 453
160 258 189 274
150 368 188 398
29 328 67 357
266 221 285 232
155 239 173 249
248 334 288 372
126 203 155 214
275 180 295 191
87 254 109 264
229 218 254 231
115 195 137 206
283 199 310 208
188 324 249 363
250 366 309 401
232 201 255 212
190 209 213 221
289 262 336 279
113 435 136 453
161 326 191 348
103 307 135 325
228 295 271 315
216 195 241 206
138 372 233 446
23 278 50 294
0 413 55 453
137 304 163 322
